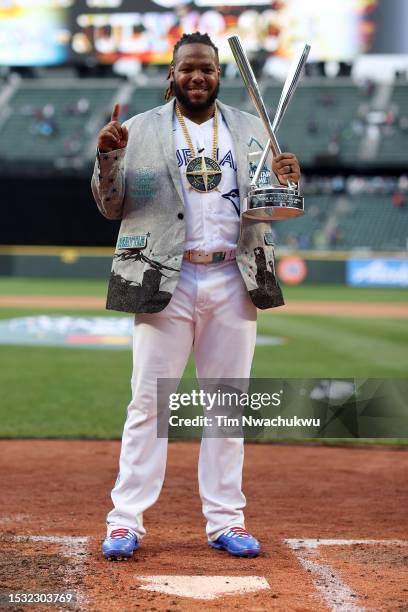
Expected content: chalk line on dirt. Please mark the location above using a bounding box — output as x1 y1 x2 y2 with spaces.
285 538 408 612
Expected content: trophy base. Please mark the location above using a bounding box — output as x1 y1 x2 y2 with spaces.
244 187 304 221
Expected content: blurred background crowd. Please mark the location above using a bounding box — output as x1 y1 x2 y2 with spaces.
0 0 407 265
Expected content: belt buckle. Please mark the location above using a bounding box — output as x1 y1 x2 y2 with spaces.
211 251 226 263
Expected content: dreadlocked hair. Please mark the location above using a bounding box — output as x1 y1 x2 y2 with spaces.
164 32 219 101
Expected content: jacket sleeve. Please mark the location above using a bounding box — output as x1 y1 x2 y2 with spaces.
91 147 126 220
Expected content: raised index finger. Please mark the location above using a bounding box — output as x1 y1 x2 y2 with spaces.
111 103 120 122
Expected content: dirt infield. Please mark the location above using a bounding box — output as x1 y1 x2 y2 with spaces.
1 441 407 611
1 295 408 318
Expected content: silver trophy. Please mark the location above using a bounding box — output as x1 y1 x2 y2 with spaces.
228 36 311 220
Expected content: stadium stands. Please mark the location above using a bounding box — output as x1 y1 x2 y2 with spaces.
272 193 408 251
0 79 120 172
218 82 251 108
263 79 370 166
1 77 407 171
0 75 406 251
127 85 166 116
375 83 408 165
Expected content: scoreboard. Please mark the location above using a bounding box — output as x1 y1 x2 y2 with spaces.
1 0 399 67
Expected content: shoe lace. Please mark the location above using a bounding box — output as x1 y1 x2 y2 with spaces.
110 528 134 540
225 526 251 538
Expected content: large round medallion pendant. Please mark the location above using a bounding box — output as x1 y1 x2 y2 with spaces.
186 156 222 192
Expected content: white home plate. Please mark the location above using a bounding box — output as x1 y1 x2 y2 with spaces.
138 575 269 600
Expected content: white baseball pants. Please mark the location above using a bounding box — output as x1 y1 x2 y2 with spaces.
107 259 257 541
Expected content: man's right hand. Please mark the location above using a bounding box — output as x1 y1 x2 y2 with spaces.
98 104 128 153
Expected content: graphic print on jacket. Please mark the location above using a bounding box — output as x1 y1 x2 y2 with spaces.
107 250 180 313
249 247 283 309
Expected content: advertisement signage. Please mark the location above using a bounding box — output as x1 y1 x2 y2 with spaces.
0 0 383 66
347 258 408 288
68 0 379 65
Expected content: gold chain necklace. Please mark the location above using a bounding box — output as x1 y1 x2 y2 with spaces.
175 102 222 193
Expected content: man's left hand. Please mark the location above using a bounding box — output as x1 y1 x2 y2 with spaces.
272 153 301 185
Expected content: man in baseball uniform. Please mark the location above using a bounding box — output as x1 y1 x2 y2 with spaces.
91 32 301 560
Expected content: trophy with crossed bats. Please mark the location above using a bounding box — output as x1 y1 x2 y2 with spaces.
228 35 311 220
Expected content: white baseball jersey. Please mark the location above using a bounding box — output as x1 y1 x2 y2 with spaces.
173 109 240 252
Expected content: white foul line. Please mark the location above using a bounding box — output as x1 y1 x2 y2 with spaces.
285 538 408 612
286 538 408 550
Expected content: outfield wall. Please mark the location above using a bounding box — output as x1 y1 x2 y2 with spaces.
0 246 406 287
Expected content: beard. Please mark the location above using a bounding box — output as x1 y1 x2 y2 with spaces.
173 80 220 112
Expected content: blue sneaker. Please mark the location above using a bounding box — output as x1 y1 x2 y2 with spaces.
102 528 139 561
208 526 261 558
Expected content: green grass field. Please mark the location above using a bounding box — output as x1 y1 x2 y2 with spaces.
1 277 407 302
0 278 406 440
